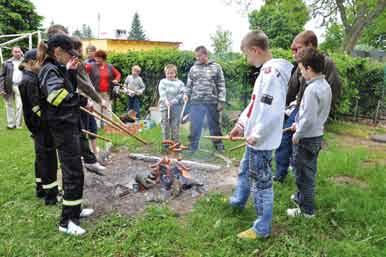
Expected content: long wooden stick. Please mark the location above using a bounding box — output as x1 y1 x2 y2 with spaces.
80 106 122 131
228 128 294 152
203 135 245 141
82 107 148 144
92 108 149 145
282 127 293 133
180 100 187 123
229 143 246 152
167 105 171 121
81 129 112 142
105 108 126 126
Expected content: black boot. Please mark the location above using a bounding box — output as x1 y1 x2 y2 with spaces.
36 184 45 198
45 187 59 205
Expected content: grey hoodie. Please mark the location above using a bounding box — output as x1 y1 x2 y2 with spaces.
294 75 332 141
185 60 226 104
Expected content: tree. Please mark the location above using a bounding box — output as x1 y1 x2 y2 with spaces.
0 0 42 35
81 24 93 39
128 12 146 40
248 0 309 49
320 23 344 52
210 26 233 56
72 29 82 38
72 24 93 39
310 0 386 53
359 11 386 49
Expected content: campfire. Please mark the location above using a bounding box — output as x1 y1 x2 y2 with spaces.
133 140 203 198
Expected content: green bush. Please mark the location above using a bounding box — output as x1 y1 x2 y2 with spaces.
107 48 384 117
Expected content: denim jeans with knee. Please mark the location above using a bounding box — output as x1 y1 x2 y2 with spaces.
189 103 223 152
274 107 298 180
230 147 274 237
292 136 322 215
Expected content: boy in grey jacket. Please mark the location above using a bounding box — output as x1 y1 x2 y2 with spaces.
287 47 332 218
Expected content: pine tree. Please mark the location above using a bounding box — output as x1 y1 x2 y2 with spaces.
128 12 147 40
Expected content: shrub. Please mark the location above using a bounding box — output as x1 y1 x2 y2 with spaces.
107 48 384 117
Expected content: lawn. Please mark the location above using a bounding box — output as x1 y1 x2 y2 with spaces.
0 99 385 257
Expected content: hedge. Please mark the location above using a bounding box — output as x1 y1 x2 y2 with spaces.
108 48 385 117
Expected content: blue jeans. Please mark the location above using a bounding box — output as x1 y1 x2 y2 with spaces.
127 96 140 119
274 107 299 180
230 147 274 237
190 103 223 152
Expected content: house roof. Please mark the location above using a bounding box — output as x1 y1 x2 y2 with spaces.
86 38 182 45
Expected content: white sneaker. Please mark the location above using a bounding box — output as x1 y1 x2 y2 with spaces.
59 220 86 236
80 208 94 218
287 208 315 218
84 162 106 172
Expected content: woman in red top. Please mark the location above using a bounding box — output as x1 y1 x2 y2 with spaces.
85 50 121 121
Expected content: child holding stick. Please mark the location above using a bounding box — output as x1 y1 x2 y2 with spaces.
158 64 185 145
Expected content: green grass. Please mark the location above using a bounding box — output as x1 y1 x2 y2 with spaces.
1 100 386 257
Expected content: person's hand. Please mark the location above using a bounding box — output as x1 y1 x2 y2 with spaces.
183 95 189 102
229 125 243 140
66 57 79 70
292 134 299 145
86 100 94 111
291 122 297 131
112 80 119 84
100 99 107 109
113 86 120 94
246 136 257 145
128 92 135 97
217 101 225 112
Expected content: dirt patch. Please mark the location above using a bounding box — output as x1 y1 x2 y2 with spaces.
331 133 386 153
330 175 368 189
83 149 237 217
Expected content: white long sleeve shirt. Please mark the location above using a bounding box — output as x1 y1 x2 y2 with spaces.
237 59 293 150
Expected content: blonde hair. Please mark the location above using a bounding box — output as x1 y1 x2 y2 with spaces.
132 65 141 72
164 64 177 75
241 30 269 52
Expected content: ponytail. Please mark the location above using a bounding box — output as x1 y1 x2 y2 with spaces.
36 41 48 66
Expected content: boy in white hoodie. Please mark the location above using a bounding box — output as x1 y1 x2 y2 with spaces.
229 30 293 239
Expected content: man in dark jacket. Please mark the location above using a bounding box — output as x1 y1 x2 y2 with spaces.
0 47 24 129
184 46 226 153
273 31 341 183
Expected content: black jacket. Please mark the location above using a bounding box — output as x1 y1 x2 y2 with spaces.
19 69 41 133
0 59 16 94
38 58 80 128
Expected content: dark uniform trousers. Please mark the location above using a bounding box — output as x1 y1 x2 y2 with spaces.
50 124 84 226
33 125 59 199
80 110 97 164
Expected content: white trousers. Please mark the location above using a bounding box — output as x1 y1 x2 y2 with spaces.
3 85 23 128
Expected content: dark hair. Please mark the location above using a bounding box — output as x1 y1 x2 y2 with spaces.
47 24 68 39
295 30 318 48
298 47 324 73
71 36 82 51
195 46 208 55
95 50 107 60
241 30 269 51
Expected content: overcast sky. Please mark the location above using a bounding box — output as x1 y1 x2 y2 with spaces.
31 0 324 52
